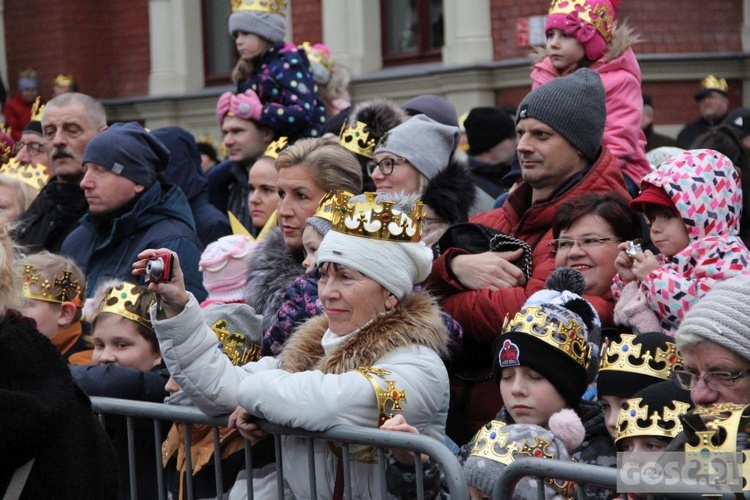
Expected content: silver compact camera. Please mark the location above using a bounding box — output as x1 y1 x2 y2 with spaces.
625 240 643 258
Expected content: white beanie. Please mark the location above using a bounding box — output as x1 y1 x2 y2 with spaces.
316 230 433 299
675 275 750 362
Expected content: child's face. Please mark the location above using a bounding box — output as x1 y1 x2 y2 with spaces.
234 31 269 61
21 299 64 339
545 29 586 75
301 225 324 274
92 314 162 371
619 436 669 454
645 209 689 257
500 366 567 426
600 394 628 438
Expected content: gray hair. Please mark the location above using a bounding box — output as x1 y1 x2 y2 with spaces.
42 92 107 131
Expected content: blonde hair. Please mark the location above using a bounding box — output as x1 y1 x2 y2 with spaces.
0 221 22 316
18 251 87 319
276 137 363 195
0 174 39 220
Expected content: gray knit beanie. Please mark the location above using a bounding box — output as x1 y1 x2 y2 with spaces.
229 11 286 44
373 114 459 181
675 276 750 362
516 68 606 163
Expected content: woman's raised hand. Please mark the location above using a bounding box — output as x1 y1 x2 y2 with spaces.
132 248 189 317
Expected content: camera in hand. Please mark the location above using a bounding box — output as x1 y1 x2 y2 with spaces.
145 252 174 284
626 240 643 258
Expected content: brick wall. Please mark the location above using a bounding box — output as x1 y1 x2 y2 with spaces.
290 0 322 44
4 0 150 100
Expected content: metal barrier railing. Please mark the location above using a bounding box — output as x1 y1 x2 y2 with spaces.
90 396 470 500
492 457 619 500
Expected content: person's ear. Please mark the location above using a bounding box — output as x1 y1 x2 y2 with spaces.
57 302 79 328
385 291 398 310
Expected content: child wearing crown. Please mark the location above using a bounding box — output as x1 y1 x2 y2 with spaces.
221 0 326 140
70 281 169 500
18 251 92 364
532 0 650 192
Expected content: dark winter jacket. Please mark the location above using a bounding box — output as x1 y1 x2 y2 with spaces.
244 227 305 331
207 159 253 235
71 363 170 500
643 124 679 152
152 127 231 247
421 155 477 225
13 177 88 253
0 312 118 499
60 181 206 301
467 155 511 200
238 41 326 140
677 114 727 149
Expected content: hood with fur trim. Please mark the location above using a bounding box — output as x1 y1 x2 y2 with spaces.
278 292 450 374
421 153 477 224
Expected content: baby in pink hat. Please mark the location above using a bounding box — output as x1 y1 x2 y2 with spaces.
199 235 259 307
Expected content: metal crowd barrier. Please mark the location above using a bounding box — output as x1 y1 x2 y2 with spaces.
492 457 619 500
90 396 470 500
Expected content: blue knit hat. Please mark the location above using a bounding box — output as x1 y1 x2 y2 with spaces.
82 122 170 188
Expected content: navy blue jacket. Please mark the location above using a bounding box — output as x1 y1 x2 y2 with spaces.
207 159 253 235
60 182 207 302
152 126 232 247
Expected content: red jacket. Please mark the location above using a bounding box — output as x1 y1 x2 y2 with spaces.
3 93 32 142
429 147 629 346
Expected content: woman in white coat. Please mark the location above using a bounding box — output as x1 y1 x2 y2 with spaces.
134 191 451 498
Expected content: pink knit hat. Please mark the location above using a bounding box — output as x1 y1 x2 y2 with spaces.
199 235 259 304
545 0 619 61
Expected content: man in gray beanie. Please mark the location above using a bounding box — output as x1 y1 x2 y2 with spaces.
428 67 630 443
674 275 750 407
60 122 207 302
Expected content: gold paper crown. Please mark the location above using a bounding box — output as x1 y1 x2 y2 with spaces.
599 334 682 380
0 124 13 161
685 403 750 454
231 0 287 15
700 75 729 94
98 283 154 332
264 136 288 159
299 42 334 72
330 191 426 242
210 319 261 366
501 305 591 369
470 420 575 496
53 74 75 88
313 190 353 222
339 121 376 159
0 158 49 190
355 367 408 426
30 97 45 122
22 264 83 307
615 397 691 443
548 0 615 40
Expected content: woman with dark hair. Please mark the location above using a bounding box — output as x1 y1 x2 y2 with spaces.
550 191 642 325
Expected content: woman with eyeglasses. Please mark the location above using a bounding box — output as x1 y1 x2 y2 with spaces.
550 191 642 326
674 275 750 406
370 114 478 246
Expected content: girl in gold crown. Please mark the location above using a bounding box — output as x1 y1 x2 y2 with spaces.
223 0 326 140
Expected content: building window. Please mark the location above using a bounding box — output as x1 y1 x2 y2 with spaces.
203 0 235 85
381 0 443 66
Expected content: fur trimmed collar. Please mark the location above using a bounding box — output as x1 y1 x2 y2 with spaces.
278 292 450 374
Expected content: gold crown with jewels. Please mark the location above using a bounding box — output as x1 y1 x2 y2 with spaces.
471 420 576 496
313 190 353 222
22 264 83 307
684 403 750 454
339 121 377 159
98 283 154 332
615 397 691 443
548 0 615 40
700 75 729 94
599 334 682 380
53 74 75 88
231 0 286 15
30 97 45 122
329 191 426 243
501 305 591 369
0 158 49 190
263 136 288 159
210 319 261 366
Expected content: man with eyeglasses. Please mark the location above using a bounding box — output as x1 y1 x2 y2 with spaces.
675 276 750 406
13 110 49 169
12 93 107 253
428 69 631 442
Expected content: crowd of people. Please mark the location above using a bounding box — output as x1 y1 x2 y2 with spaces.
2 0 750 498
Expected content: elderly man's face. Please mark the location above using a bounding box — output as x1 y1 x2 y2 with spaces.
516 117 588 202
79 163 144 214
681 342 750 407
15 132 48 167
43 102 102 182
699 91 729 122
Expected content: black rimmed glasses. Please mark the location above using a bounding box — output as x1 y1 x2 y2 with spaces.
366 157 408 176
547 237 618 253
673 369 750 391
14 141 46 155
